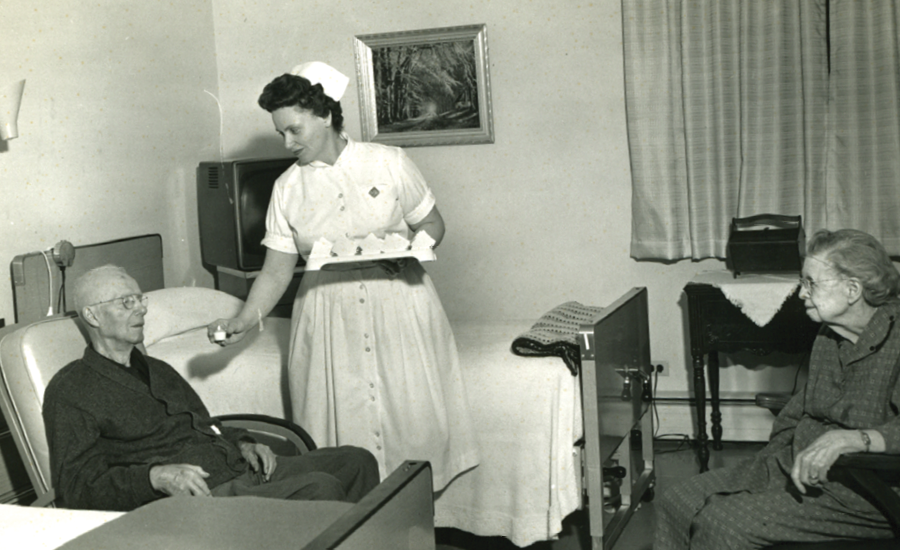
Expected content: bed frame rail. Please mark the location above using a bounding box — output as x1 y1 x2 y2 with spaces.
578 287 656 550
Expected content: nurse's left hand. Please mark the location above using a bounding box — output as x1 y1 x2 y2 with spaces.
239 441 278 481
375 258 411 279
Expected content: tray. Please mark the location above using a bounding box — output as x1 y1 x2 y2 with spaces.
304 248 436 272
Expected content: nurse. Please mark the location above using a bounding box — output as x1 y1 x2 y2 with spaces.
208 62 478 490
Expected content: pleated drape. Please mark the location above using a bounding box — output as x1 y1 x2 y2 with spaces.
624 0 900 260
827 0 900 254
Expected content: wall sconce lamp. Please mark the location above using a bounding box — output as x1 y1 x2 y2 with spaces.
1 79 26 140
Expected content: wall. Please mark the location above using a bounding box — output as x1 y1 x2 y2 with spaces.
209 0 797 439
0 0 796 441
0 0 219 325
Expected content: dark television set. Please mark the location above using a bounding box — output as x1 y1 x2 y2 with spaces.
197 157 298 271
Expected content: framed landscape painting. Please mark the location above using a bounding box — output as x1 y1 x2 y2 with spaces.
353 24 494 147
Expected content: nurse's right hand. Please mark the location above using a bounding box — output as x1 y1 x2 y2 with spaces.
206 317 249 346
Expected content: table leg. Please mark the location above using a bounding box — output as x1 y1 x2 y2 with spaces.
692 352 709 473
708 351 723 451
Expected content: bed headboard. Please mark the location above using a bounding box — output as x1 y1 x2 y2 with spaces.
10 234 164 324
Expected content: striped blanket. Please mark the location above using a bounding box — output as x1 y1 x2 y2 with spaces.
511 301 605 375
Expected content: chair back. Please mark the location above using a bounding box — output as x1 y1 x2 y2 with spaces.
0 314 90 502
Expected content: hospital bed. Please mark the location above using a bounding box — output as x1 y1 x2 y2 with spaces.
0 463 432 550
4 235 655 549
432 288 655 549
0 308 434 549
1 238 434 549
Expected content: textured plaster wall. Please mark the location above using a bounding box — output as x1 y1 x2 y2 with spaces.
0 0 795 439
208 0 796 439
0 0 219 323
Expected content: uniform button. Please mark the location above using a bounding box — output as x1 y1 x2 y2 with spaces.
365 347 371 352
338 193 343 198
340 206 345 211
375 431 380 437
376 445 382 450
370 396 375 401
364 333 369 338
359 284 364 289
360 298 365 304
369 383 374 388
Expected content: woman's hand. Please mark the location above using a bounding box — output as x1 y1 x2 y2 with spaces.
238 441 277 481
791 429 868 493
207 317 250 346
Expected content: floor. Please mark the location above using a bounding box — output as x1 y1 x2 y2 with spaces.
435 439 766 550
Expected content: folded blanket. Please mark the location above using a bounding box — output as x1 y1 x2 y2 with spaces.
511 301 605 376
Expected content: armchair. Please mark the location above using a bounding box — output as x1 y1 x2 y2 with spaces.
756 394 900 549
0 314 317 507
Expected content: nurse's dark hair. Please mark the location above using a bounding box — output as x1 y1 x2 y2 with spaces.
807 229 900 305
258 73 344 133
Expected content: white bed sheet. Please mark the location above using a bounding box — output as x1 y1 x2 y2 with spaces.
434 321 583 547
0 503 122 549
146 321 292 419
147 317 583 548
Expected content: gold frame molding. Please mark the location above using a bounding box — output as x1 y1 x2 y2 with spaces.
353 24 494 147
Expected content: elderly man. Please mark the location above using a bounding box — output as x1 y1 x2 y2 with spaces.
43 265 378 511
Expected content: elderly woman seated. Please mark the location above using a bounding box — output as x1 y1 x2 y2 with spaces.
655 229 900 549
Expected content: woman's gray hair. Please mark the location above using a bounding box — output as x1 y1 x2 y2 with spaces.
807 229 900 306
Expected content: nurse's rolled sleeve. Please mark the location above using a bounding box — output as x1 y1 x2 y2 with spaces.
261 173 299 254
392 148 437 225
406 190 436 226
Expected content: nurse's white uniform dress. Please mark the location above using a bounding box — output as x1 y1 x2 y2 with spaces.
262 136 479 489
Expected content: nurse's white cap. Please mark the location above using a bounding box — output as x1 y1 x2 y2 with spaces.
290 61 349 101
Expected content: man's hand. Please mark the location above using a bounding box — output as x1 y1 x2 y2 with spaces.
239 441 277 481
790 429 865 494
149 464 211 497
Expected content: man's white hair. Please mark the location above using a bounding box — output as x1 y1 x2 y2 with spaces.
72 265 131 314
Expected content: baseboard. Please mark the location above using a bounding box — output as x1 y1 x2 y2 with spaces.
652 399 775 442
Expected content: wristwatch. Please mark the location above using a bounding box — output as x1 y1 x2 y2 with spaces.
859 430 872 453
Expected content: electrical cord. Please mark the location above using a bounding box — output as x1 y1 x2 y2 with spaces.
57 267 67 313
652 366 660 436
651 364 694 454
649 356 808 457
39 250 54 316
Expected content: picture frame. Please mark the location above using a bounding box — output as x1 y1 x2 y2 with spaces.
353 24 494 147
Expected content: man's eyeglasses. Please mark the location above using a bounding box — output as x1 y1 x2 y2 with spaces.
798 277 843 293
88 294 148 310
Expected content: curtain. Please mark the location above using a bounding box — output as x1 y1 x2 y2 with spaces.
827 0 900 253
624 0 900 260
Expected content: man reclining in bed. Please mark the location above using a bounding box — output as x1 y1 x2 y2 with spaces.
42 265 379 512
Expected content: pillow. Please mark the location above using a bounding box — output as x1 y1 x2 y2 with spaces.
142 287 244 347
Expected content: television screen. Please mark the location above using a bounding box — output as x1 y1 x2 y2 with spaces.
197 158 298 271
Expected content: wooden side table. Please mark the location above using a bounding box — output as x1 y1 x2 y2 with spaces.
684 280 819 472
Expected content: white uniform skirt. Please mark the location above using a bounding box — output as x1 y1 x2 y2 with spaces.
287 261 479 490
